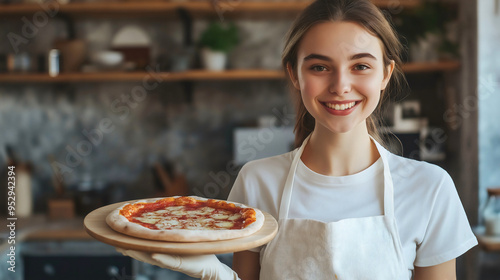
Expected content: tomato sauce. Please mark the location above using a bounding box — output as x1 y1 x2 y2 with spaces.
121 197 256 231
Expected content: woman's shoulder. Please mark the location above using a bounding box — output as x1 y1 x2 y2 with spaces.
386 151 453 187
387 151 476 266
229 151 295 216
239 149 296 177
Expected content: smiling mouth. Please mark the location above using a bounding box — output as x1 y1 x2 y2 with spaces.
323 101 358 111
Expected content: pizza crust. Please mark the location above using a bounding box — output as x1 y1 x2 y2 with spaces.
106 196 265 242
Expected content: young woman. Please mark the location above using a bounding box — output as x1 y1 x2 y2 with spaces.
120 0 477 279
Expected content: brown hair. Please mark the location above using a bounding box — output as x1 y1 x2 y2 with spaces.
282 0 407 148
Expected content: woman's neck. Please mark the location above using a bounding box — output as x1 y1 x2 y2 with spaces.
300 122 380 177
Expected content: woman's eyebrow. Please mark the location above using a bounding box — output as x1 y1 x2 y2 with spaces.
303 53 332 62
303 52 377 62
349 53 377 61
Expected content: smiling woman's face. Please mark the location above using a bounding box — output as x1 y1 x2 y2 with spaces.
290 21 393 135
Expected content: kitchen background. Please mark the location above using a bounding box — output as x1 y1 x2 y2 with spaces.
0 0 498 279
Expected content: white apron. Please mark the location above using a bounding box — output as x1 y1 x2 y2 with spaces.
259 136 408 280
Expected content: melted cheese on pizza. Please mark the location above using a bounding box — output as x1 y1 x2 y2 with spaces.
119 197 256 231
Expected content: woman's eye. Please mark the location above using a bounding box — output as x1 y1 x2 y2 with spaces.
311 65 327 72
354 64 370 71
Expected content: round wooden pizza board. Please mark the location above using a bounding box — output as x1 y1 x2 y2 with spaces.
84 200 278 255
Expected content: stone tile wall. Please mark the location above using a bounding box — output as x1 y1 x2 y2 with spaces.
0 15 295 211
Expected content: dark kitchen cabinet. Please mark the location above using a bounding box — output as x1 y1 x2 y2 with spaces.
23 255 132 280
19 240 133 280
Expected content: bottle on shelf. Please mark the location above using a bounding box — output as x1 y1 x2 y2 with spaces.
6 146 33 218
484 187 500 236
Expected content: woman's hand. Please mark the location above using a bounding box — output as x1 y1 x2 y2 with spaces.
117 248 240 280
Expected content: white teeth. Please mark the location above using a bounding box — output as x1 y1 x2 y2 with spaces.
325 102 356 111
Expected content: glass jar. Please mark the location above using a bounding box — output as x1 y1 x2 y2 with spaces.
484 188 500 236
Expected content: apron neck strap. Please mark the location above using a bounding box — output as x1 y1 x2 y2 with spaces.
372 138 395 219
278 134 395 220
279 135 310 220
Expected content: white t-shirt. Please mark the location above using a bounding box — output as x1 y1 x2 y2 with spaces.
228 147 478 272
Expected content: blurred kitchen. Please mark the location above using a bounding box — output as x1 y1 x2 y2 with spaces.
0 0 498 279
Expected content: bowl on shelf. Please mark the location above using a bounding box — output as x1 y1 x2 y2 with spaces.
89 51 124 68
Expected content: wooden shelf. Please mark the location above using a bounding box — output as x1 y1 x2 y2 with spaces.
0 0 421 18
0 1 215 18
401 61 461 73
0 62 460 83
0 69 285 83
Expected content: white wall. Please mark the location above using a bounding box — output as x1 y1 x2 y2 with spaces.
478 0 500 211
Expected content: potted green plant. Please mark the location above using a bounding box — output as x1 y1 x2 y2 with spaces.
198 22 239 71
395 1 458 62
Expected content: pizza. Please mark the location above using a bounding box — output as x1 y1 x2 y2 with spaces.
106 196 265 242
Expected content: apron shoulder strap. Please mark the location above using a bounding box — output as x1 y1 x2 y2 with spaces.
279 135 310 220
371 138 395 220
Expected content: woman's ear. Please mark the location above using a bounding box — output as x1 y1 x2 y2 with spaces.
381 60 395 90
286 63 300 90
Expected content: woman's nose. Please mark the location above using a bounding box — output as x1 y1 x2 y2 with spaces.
328 71 351 95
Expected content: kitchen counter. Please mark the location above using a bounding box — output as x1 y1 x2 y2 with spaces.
1 215 90 252
0 215 234 280
1 216 133 280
